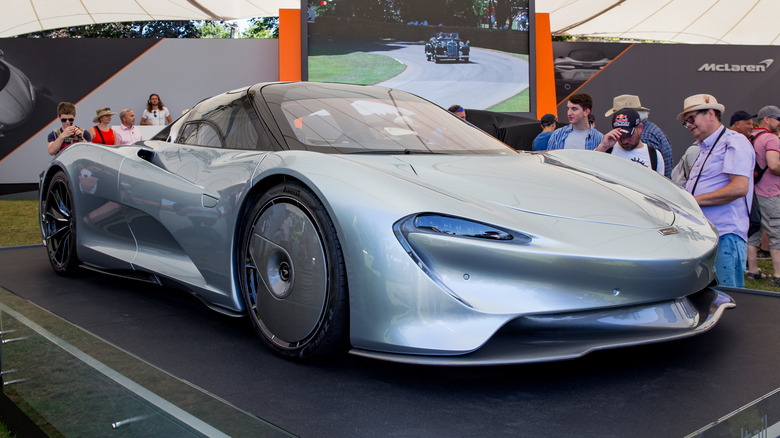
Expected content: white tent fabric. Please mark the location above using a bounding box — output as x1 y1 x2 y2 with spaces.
0 0 300 37
2 0 776 45
536 0 780 45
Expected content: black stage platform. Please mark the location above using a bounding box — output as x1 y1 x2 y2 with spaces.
1 246 779 437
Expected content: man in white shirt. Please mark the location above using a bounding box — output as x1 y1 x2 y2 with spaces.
595 108 664 175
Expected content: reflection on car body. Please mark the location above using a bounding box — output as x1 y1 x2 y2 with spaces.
40 81 733 365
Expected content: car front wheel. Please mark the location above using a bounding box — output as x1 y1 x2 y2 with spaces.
239 181 349 361
42 170 80 275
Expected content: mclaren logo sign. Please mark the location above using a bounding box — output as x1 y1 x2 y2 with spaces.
698 59 773 72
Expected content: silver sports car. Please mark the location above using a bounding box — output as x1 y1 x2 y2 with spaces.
40 82 733 365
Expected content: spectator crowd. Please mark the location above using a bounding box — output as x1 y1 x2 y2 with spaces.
47 93 172 154
532 92 780 288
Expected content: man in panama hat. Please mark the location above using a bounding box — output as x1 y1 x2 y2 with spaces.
679 94 755 287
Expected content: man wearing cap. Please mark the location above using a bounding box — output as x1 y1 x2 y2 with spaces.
546 93 603 150
532 114 557 151
730 110 755 138
594 108 664 175
605 94 673 178
746 105 780 283
679 94 755 287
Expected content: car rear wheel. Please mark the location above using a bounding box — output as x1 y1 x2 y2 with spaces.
239 181 349 361
42 171 80 275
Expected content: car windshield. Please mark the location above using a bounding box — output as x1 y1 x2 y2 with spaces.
259 83 515 156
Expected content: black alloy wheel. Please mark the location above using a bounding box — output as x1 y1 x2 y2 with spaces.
42 171 80 274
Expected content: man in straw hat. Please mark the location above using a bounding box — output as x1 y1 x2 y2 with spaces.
679 94 755 287
605 94 673 178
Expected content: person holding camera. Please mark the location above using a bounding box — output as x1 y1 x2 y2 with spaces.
140 93 172 126
47 102 92 155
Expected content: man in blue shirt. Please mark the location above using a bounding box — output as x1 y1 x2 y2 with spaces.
532 114 557 150
546 93 603 150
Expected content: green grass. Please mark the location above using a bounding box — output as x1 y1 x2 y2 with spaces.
0 200 40 247
0 420 15 438
488 87 530 112
308 51 406 84
744 259 780 292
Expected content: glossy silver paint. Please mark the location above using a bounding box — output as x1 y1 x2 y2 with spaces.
40 82 732 365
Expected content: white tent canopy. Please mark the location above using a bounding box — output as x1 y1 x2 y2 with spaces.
0 0 300 37
536 0 780 45
1 0 777 45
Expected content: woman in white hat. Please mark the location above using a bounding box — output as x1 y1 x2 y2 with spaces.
87 107 117 145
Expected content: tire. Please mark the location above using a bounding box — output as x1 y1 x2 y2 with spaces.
239 181 348 361
42 170 80 275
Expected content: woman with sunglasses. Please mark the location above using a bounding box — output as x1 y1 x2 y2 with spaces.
47 101 92 156
140 93 172 126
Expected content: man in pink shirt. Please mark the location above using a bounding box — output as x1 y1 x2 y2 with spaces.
746 105 780 283
115 109 143 145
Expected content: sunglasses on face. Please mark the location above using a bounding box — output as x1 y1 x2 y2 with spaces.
682 110 707 127
61 118 75 123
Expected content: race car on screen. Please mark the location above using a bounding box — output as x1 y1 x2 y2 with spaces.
425 32 470 63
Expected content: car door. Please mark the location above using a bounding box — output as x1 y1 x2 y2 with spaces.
117 93 274 297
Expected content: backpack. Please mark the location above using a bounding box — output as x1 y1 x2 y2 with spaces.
747 129 772 236
606 144 658 171
749 129 771 183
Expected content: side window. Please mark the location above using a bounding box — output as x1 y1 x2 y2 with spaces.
177 122 224 148
202 98 260 150
175 95 272 150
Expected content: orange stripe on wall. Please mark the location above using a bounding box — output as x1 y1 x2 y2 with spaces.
279 8 301 81
535 13 556 119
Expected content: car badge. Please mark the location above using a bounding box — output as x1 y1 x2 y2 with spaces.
658 227 679 235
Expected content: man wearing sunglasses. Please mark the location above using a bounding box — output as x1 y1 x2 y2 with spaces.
47 101 92 156
678 94 755 287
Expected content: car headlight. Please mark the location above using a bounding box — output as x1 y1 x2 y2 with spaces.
413 214 514 241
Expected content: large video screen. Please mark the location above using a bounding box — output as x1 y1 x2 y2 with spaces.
306 0 532 114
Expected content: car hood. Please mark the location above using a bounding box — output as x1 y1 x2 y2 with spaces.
342 151 680 229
